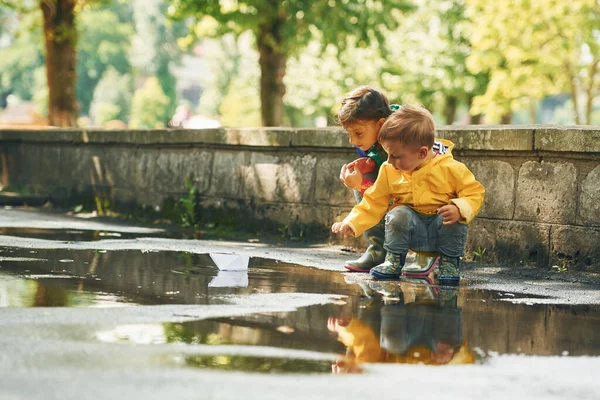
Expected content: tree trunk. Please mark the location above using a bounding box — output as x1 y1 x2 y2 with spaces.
40 0 78 127
257 17 287 127
467 94 482 124
443 95 458 125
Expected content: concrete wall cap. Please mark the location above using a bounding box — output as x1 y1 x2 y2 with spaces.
1 125 599 153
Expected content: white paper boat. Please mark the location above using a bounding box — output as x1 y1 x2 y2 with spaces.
209 253 249 271
208 270 249 288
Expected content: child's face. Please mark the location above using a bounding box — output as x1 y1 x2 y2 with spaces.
382 140 429 172
343 118 385 151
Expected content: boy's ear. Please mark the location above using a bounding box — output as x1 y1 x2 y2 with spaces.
418 146 429 158
377 118 386 128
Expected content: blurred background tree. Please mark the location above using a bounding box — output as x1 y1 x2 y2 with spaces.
466 0 599 124
131 0 186 121
1 0 600 127
129 76 169 128
170 0 413 126
0 8 44 108
76 1 133 117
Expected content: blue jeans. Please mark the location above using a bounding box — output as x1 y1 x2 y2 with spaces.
383 206 468 258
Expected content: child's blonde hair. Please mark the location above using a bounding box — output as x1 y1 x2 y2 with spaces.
378 105 436 149
338 86 392 126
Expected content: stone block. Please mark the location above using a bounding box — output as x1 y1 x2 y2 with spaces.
466 219 550 267
462 160 514 219
579 165 600 226
437 125 533 150
224 128 292 147
241 153 316 202
535 126 600 152
515 161 577 224
291 128 351 148
85 129 226 146
125 149 215 205
314 155 357 206
550 226 600 272
208 151 247 198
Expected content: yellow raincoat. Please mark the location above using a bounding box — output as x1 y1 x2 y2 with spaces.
346 139 485 237
336 318 475 365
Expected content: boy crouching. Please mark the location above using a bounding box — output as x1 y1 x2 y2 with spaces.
332 105 485 284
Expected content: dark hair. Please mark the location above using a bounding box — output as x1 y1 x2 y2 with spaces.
338 86 393 126
378 105 436 149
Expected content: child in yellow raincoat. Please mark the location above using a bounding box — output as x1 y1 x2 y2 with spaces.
328 284 474 370
332 105 485 284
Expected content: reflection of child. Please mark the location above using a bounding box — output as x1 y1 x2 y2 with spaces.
337 86 398 273
333 105 485 284
328 286 474 368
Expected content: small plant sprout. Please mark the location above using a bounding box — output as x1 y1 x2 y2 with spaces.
473 246 486 261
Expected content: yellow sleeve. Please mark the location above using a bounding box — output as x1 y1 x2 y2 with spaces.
336 319 385 363
345 164 392 237
448 162 485 224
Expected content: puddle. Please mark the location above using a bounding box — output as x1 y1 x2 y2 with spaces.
184 355 335 374
0 245 599 372
0 227 172 242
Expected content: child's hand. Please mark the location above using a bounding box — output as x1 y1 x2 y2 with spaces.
327 317 350 333
437 204 461 225
332 221 354 237
339 163 363 190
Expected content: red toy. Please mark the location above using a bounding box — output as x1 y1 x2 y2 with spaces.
347 157 377 175
347 157 377 194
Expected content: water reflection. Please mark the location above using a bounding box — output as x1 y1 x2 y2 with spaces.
184 355 334 374
0 248 361 307
1 247 600 360
328 283 474 369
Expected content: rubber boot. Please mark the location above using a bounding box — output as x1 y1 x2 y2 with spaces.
370 253 406 280
436 255 460 286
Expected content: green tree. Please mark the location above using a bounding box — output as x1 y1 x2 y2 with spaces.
171 0 413 126
380 0 488 124
76 2 133 116
90 67 133 125
131 0 185 119
129 76 170 128
0 8 44 107
195 33 246 119
466 0 599 124
284 36 384 125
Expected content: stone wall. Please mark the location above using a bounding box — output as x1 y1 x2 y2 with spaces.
0 126 599 272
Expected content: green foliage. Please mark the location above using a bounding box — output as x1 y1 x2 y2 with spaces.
32 66 48 116
176 177 199 229
131 0 185 118
94 194 111 216
129 77 170 128
90 68 133 125
552 263 568 273
172 0 413 125
76 3 134 116
0 9 44 103
196 33 246 118
465 0 599 123
219 74 262 127
172 0 412 52
284 37 381 122
473 246 486 261
379 0 488 122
